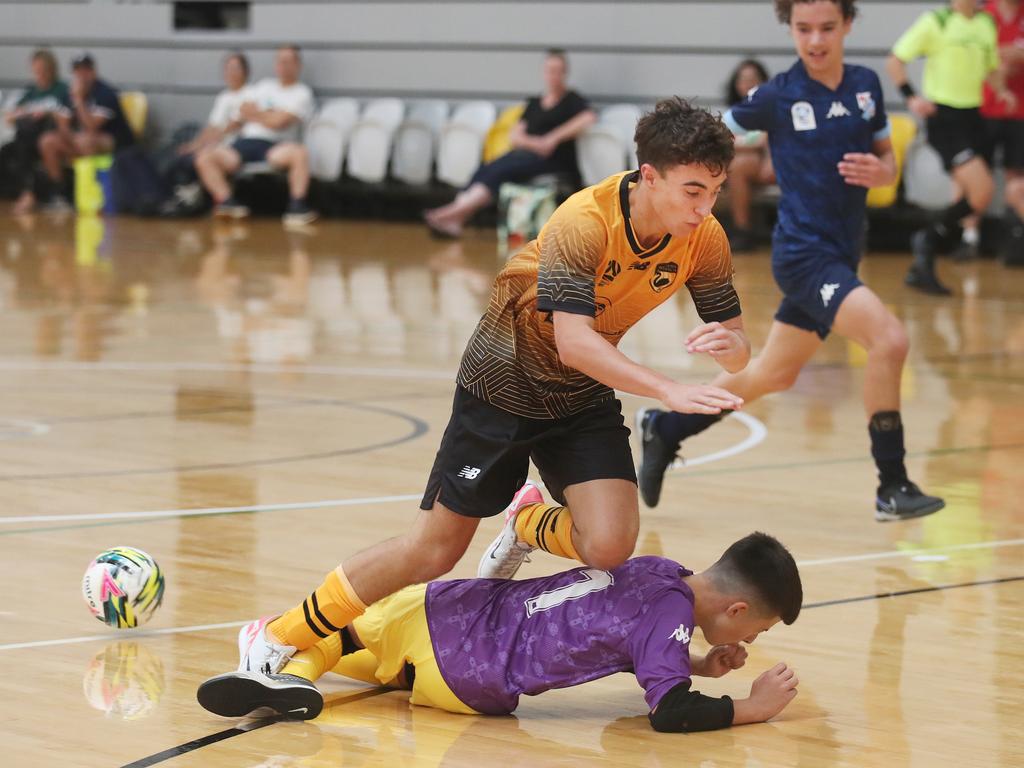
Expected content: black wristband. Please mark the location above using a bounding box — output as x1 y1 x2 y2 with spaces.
899 82 916 100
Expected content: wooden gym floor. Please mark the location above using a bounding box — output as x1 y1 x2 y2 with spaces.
0 211 1021 767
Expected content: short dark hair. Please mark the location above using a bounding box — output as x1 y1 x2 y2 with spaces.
708 532 803 625
634 96 735 176
725 58 770 106
225 51 250 78
774 0 858 24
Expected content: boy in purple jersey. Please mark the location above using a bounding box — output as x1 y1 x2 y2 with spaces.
198 532 803 733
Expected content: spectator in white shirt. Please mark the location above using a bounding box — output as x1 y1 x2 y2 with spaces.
195 45 317 226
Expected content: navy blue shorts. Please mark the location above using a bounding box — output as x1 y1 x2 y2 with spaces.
230 138 276 164
772 253 862 339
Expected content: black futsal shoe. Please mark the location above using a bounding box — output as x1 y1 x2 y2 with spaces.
636 408 679 509
197 671 323 720
875 480 945 522
905 231 951 296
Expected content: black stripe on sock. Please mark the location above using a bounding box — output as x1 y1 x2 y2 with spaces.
536 506 561 553
310 591 343 633
302 597 329 639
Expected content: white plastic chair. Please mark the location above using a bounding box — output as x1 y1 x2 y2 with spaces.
345 98 405 183
577 126 629 186
600 104 642 168
392 100 448 185
306 98 361 181
437 101 497 187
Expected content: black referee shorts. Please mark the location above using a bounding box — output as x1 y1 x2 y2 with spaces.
926 106 989 172
420 386 637 518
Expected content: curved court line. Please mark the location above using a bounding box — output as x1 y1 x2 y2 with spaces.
674 411 766 468
0 359 457 380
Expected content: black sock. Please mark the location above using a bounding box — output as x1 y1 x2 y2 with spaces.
339 626 360 656
928 198 974 251
655 410 728 446
869 411 907 487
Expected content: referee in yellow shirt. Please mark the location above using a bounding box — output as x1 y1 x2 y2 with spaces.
887 0 1017 295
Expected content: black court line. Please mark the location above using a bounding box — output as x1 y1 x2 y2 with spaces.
803 574 1024 610
119 574 1023 767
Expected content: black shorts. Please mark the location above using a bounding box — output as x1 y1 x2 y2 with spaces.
420 386 637 518
926 106 988 172
230 138 276 164
981 118 1024 171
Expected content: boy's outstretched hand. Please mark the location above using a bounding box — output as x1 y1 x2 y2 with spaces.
732 662 799 725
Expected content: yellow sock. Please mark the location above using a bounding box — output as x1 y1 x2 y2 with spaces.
514 503 581 561
269 567 367 648
280 632 342 682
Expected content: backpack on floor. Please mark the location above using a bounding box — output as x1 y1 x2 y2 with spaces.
112 145 168 216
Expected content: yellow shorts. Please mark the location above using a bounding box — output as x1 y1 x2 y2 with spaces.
331 584 478 715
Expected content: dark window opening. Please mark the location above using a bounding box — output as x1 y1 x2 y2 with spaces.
174 2 250 32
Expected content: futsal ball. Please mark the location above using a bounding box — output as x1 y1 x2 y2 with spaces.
82 547 165 628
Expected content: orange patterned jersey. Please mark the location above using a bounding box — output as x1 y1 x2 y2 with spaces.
457 171 740 418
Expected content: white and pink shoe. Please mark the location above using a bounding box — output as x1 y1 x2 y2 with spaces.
237 615 297 675
477 482 545 579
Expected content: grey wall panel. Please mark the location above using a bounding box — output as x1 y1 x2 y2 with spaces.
0 0 943 141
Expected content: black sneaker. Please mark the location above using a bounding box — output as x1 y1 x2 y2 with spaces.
952 238 979 262
635 408 679 509
905 231 951 296
875 480 945 522
1001 215 1024 267
197 671 323 720
283 200 318 227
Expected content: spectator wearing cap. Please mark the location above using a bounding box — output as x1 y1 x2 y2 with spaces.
36 53 134 210
193 45 317 227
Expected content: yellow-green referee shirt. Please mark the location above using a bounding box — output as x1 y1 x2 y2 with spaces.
892 8 999 109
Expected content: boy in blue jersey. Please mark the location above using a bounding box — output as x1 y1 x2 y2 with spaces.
637 0 945 522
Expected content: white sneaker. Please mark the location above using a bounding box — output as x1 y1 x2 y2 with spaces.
477 482 545 579
237 616 296 675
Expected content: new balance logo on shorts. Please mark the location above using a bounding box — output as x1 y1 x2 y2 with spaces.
820 282 840 307
826 101 851 119
457 466 481 479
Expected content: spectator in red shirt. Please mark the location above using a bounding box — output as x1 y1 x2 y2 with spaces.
983 0 1024 263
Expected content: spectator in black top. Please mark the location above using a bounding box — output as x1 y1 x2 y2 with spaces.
3 48 70 215
425 49 596 238
37 53 134 209
722 59 775 252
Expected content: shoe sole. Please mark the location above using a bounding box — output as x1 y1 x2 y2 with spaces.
283 214 318 227
214 209 250 220
875 497 945 523
635 408 668 508
476 482 542 578
197 672 323 720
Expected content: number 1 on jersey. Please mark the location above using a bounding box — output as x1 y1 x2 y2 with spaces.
524 569 614 616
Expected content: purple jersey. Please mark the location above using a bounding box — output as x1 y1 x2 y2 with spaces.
424 556 695 715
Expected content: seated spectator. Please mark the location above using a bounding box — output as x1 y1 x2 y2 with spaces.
723 59 775 252
4 49 71 215
194 45 317 227
424 49 596 238
164 52 253 213
35 53 135 211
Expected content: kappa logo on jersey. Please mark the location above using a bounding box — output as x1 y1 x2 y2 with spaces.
594 297 610 317
820 282 840 307
826 101 851 119
651 262 678 293
791 101 817 131
457 466 481 480
669 624 691 644
599 260 621 286
628 261 651 271
856 91 876 121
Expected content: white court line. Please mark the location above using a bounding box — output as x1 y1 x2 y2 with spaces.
0 494 423 525
0 359 457 380
681 412 766 467
2 536 1023 652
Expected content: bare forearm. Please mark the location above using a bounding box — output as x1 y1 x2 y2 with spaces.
731 697 769 726
258 110 297 131
877 149 898 186
559 329 674 400
545 110 597 144
885 54 910 87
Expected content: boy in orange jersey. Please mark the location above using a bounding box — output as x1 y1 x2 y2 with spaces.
214 97 751 687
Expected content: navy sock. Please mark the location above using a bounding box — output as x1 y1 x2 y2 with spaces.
869 411 907 487
655 410 728 447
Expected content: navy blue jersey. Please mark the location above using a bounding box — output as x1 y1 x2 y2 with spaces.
724 60 890 263
74 79 135 149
